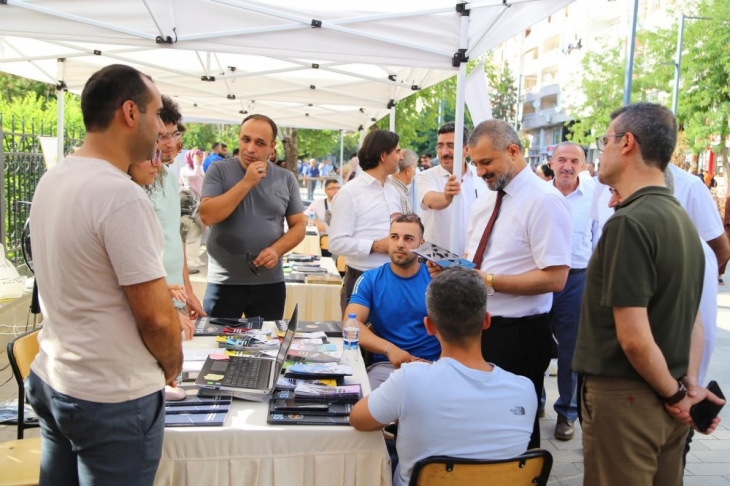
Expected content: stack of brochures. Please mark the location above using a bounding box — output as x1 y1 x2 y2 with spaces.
293 383 362 403
193 316 263 336
216 335 280 352
276 320 343 337
287 342 342 363
164 394 231 427
284 363 353 379
266 378 362 426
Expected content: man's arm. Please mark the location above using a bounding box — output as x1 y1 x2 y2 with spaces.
479 265 569 295
123 277 183 384
350 396 388 431
254 213 306 268
199 160 267 226
181 240 206 319
421 174 461 210
706 233 730 269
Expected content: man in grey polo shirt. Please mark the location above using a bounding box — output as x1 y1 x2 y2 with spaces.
200 114 305 320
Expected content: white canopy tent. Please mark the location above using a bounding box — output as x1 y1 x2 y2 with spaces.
1 0 575 251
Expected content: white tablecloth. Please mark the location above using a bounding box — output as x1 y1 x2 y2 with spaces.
291 231 323 257
154 336 390 486
284 258 342 322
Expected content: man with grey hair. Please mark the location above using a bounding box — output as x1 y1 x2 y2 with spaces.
350 267 535 486
429 119 572 449
389 149 419 214
573 102 723 485
545 141 597 441
417 122 486 255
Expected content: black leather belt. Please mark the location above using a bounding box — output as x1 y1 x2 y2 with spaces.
568 268 586 275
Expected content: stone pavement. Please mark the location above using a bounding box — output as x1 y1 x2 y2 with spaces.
1 278 729 485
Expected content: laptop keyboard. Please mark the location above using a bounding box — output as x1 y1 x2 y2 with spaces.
222 358 262 388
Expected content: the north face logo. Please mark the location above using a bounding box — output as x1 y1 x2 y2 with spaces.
510 406 525 416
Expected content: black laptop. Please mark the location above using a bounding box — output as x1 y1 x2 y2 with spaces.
195 306 299 398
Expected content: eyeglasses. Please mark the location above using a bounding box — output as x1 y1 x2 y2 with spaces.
596 132 642 152
246 252 260 276
158 131 182 142
150 150 162 166
390 212 421 224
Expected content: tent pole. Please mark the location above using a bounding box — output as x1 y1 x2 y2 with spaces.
339 130 345 184
56 58 66 164
449 10 470 253
389 106 395 132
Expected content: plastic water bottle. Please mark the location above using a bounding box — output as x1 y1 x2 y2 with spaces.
307 213 315 227
342 314 360 364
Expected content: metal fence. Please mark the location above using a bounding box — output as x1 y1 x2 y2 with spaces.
1 114 84 271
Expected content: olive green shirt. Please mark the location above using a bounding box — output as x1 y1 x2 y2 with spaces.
573 186 704 382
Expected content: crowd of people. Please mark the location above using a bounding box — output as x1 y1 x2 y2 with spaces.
24 63 727 486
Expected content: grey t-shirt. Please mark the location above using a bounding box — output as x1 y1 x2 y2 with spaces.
202 158 303 285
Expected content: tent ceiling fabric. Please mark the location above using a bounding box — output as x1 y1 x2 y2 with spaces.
0 0 574 129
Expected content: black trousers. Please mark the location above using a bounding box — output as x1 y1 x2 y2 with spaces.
482 313 552 450
339 266 364 319
203 281 287 321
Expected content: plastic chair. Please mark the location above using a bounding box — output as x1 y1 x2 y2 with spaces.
336 255 347 275
0 437 41 486
408 449 553 486
7 327 42 439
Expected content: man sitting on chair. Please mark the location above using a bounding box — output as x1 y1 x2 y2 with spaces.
350 267 536 486
344 214 440 390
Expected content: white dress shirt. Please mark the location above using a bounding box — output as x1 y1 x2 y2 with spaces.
555 178 596 269
417 164 486 255
328 171 404 271
465 166 572 318
669 164 724 241
588 180 614 247
305 197 332 234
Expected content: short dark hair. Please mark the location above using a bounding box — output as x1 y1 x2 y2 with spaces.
437 122 469 146
358 129 399 171
422 153 433 159
221 143 228 149
390 214 424 238
177 122 186 133
241 114 278 143
324 179 340 189
350 153 358 160
232 148 239 157
468 119 522 151
426 267 487 346
212 142 221 150
81 64 153 132
540 164 554 178
159 95 181 126
609 102 677 171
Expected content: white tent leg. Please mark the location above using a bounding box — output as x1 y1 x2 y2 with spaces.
449 13 469 253
389 106 395 132
339 130 345 183
56 58 66 164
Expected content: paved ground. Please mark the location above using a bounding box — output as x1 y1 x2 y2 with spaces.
1 235 729 484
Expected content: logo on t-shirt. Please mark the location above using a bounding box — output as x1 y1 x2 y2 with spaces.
510 406 526 416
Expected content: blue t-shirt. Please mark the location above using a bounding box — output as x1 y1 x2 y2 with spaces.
203 153 223 172
349 263 440 362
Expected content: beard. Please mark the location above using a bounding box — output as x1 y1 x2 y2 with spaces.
390 251 418 268
483 167 516 191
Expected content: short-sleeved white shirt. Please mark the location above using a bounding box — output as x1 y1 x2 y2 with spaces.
30 156 167 403
328 171 404 271
555 178 596 269
465 166 572 317
368 359 535 486
417 165 486 255
588 180 614 246
668 164 724 241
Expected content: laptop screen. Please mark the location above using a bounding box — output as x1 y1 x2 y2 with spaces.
273 305 298 378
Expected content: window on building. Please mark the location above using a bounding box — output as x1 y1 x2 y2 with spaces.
553 129 563 145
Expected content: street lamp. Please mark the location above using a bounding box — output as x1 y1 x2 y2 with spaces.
671 14 714 115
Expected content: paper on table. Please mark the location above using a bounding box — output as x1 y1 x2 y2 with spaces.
183 348 218 361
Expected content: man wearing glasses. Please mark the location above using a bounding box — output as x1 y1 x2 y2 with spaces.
573 103 722 485
199 114 305 320
344 214 440 389
417 122 486 256
150 96 206 337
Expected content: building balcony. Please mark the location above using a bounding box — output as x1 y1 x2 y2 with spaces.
521 109 569 131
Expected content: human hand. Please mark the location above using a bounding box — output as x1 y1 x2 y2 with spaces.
242 161 267 189
371 236 389 254
665 383 725 434
386 345 421 369
254 247 280 269
186 291 206 320
178 312 195 341
168 284 188 304
426 261 442 278
444 174 462 200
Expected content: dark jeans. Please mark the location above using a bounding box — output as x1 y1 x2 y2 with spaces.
339 266 364 318
203 281 287 320
482 313 552 450
26 371 164 486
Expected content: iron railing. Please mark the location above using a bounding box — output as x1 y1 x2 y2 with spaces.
1 114 84 271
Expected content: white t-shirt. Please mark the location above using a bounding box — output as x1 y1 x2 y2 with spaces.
368 358 535 486
328 171 404 271
668 164 724 241
465 166 572 317
417 164 486 255
555 177 596 269
30 156 167 403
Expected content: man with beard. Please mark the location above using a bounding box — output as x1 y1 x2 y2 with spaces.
429 119 571 450
546 142 597 441
417 122 486 255
150 96 205 337
344 214 440 389
199 114 305 320
26 64 182 485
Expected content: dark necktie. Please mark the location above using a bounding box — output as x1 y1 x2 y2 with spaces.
471 190 506 269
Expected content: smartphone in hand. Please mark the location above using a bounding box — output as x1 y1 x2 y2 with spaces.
690 381 725 433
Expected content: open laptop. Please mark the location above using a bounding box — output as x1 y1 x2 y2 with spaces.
195 305 299 397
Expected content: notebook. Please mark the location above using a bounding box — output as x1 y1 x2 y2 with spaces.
267 412 350 426
165 412 228 427
194 306 299 398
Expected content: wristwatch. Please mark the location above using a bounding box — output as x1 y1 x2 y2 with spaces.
485 273 495 296
664 380 687 405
